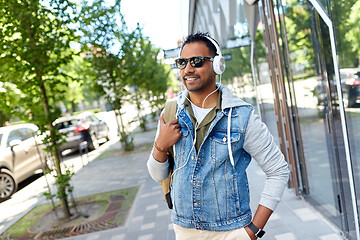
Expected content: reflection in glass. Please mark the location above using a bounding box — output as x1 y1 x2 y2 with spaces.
333 0 360 218
282 0 337 216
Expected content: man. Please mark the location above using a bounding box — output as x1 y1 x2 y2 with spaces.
147 32 289 240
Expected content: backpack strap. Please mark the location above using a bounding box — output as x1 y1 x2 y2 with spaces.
163 99 177 124
159 99 177 209
162 99 177 157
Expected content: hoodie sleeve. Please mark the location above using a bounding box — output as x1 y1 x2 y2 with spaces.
147 111 170 182
243 111 290 211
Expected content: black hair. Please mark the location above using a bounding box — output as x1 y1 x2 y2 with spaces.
180 32 218 57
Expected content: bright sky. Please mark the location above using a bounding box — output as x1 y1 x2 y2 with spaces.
120 0 189 50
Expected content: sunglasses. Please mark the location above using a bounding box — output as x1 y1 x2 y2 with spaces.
175 56 213 70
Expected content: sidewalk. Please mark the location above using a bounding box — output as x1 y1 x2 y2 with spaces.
61 120 346 240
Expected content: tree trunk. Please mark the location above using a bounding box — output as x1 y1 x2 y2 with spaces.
134 93 146 131
115 108 132 150
71 101 77 113
40 83 71 219
0 111 4 127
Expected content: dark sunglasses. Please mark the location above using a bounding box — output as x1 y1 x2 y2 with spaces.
175 56 213 70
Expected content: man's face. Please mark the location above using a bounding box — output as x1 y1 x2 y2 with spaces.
180 42 216 93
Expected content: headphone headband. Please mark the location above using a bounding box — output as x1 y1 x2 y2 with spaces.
204 36 222 56
204 36 225 75
178 34 226 75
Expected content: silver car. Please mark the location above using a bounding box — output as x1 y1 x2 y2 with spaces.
0 124 47 200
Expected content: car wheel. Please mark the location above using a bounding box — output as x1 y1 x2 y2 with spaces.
88 131 99 151
0 170 17 200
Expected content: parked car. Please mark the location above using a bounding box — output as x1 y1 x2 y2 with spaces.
54 111 110 155
0 123 47 200
340 68 360 107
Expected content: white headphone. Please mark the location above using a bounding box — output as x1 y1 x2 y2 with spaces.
204 36 226 75
179 35 226 75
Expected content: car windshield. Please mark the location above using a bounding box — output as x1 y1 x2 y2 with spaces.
56 119 80 130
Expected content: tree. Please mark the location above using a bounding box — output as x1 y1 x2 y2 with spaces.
0 0 78 218
58 55 86 113
79 0 171 142
124 30 170 131
79 0 135 150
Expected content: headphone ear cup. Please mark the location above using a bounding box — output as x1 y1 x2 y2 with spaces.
213 55 226 75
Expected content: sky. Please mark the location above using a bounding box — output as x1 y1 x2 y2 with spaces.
120 0 189 50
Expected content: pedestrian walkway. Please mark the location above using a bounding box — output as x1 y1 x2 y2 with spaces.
61 120 346 240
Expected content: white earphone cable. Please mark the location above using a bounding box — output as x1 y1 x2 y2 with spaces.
171 121 198 181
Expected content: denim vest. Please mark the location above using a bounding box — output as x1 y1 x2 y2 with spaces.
171 103 254 231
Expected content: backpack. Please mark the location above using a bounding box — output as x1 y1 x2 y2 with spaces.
159 99 177 209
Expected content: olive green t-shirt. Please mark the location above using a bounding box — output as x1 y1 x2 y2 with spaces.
183 91 222 152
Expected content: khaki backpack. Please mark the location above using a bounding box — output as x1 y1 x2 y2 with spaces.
159 99 177 209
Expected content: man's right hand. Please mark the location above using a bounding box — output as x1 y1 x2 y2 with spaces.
153 113 182 162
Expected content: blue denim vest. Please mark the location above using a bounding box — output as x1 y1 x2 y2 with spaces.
171 102 254 231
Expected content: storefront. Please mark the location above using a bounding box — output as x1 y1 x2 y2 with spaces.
189 0 360 239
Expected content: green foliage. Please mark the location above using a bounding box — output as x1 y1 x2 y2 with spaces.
78 0 170 136
0 0 78 218
57 55 87 113
281 0 359 70
44 165 74 201
78 0 133 146
120 133 134 151
341 1 360 67
283 0 315 70
0 0 78 123
0 82 23 126
347 1 360 50
125 31 169 131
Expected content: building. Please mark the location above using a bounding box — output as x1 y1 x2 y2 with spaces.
188 0 360 239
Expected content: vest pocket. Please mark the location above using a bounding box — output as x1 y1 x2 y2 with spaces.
210 130 241 165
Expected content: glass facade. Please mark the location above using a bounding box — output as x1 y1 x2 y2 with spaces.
333 0 360 208
189 0 360 238
282 0 339 218
255 0 360 238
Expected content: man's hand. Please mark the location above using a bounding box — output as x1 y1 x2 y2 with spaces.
157 113 182 149
153 113 182 162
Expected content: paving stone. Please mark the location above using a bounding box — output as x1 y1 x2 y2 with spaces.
146 204 159 211
138 233 154 240
274 232 297 240
293 207 319 222
140 222 156 231
110 233 125 240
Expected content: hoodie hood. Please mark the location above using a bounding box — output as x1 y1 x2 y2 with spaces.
177 83 252 111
